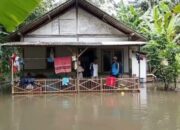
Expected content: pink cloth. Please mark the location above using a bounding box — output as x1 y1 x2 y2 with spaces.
54 57 72 74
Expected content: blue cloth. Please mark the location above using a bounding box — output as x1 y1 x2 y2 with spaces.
111 62 119 76
47 57 54 63
62 77 70 86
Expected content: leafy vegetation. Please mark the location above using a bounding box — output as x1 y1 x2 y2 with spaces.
0 0 55 84
117 0 180 90
0 0 42 32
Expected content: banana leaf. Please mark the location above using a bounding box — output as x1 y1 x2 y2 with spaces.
0 0 42 32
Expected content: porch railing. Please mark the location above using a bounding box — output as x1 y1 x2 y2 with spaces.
12 77 140 94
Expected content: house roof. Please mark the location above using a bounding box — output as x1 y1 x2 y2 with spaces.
9 0 147 41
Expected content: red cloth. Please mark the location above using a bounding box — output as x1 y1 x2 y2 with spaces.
105 76 116 88
54 57 72 74
10 53 18 73
13 66 18 73
11 53 17 63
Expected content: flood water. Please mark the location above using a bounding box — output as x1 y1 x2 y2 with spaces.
0 86 180 130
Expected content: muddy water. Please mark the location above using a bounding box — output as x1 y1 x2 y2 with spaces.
0 87 180 130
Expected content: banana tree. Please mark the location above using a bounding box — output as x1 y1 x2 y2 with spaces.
142 2 180 89
141 2 180 42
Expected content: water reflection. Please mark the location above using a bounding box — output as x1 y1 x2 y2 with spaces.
0 89 180 130
140 83 147 108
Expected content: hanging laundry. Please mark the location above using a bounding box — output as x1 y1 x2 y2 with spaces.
47 48 54 63
14 56 20 71
11 53 23 73
54 57 72 74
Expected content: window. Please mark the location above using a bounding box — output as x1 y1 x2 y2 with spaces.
102 49 123 72
102 51 111 72
114 51 123 63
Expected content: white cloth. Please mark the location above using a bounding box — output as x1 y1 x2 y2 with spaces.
14 56 20 71
92 64 98 77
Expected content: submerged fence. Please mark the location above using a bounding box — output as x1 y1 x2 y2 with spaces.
12 78 140 94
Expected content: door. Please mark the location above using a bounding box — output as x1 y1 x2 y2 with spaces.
79 48 96 78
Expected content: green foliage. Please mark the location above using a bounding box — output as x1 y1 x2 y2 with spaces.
25 0 55 24
143 2 180 89
0 0 55 83
0 47 12 81
117 2 144 30
117 0 180 89
0 0 42 32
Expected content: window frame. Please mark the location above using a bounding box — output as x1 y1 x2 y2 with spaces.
101 48 124 73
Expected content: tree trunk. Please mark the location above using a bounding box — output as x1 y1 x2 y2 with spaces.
164 82 169 91
174 78 177 89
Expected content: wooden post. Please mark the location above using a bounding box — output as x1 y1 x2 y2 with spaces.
138 46 141 84
100 78 103 92
11 59 14 94
45 80 47 93
77 79 80 93
76 50 79 92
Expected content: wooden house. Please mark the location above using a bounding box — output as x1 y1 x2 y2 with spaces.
4 0 147 94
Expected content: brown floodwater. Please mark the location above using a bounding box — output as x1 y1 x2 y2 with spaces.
0 85 180 130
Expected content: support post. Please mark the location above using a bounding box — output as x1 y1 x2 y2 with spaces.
11 59 14 94
138 46 141 84
100 78 103 92
78 47 88 58
45 80 47 93
128 46 131 77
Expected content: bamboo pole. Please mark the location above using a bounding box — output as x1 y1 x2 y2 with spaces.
11 59 14 94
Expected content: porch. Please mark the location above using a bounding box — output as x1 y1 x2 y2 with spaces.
4 41 145 94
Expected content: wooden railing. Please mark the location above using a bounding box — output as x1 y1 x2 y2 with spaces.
101 78 139 92
12 77 140 94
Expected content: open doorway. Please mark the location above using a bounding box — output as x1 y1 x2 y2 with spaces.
79 48 96 78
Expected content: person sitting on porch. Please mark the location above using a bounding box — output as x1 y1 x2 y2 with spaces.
90 58 98 78
77 61 84 79
20 73 35 89
111 56 119 78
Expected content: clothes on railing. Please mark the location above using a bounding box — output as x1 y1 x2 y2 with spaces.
62 77 70 86
105 76 116 88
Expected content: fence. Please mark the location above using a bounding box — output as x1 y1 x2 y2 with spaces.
12 77 140 94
